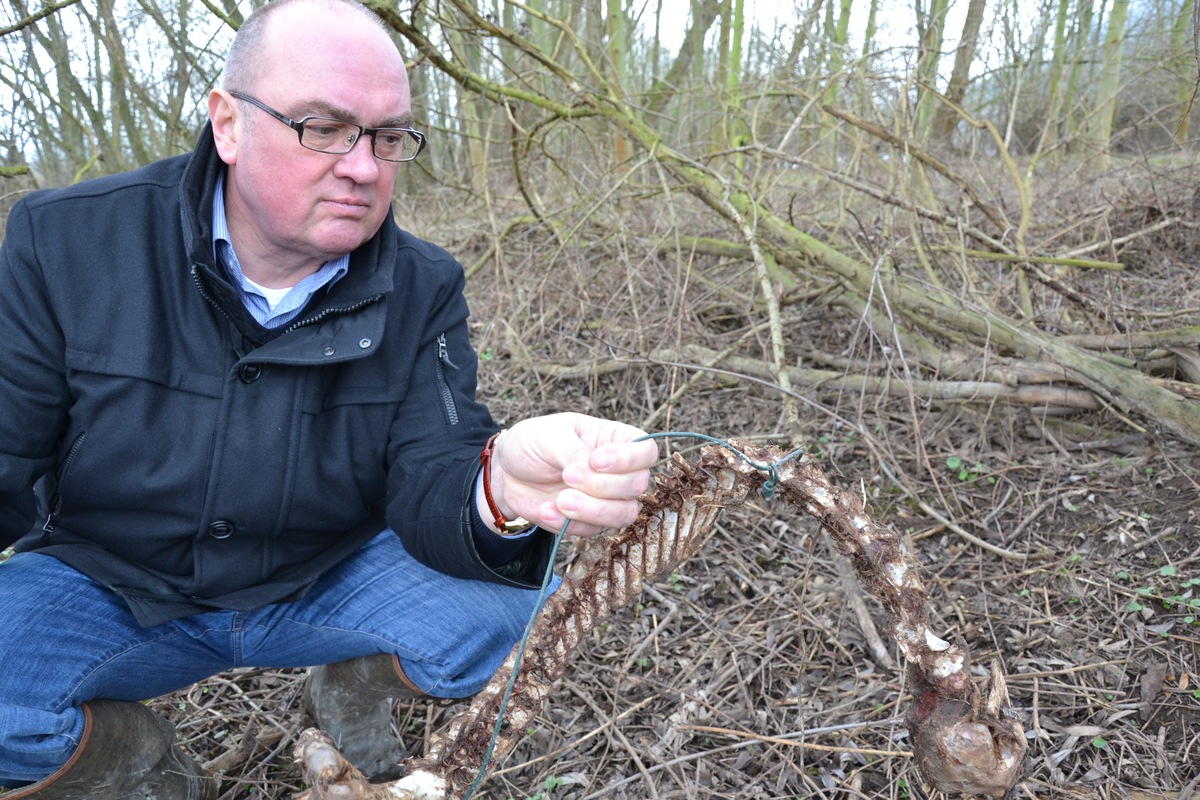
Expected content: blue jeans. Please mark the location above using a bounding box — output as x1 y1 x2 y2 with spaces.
0 529 553 783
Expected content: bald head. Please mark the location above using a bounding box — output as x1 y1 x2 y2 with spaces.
208 0 414 280
222 0 397 92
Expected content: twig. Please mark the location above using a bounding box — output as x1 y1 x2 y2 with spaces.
1119 525 1181 558
487 697 656 778
203 729 286 774
575 717 909 800
568 686 662 800
825 536 896 669
911 496 1033 561
0 0 83 36
675 724 913 759
1057 216 1179 259
935 246 1123 271
869 455 1036 562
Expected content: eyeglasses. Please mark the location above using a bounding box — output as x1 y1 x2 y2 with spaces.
229 91 426 163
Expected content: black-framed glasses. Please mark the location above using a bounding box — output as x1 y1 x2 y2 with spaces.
229 91 426 163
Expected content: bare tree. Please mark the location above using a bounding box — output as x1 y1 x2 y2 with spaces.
931 0 988 143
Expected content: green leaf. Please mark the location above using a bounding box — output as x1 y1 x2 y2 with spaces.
1126 600 1144 612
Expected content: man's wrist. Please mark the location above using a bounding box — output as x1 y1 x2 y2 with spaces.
473 470 537 538
479 431 535 535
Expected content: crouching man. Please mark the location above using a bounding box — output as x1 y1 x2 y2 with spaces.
0 0 657 795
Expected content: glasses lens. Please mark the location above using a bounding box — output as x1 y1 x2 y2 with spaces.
299 119 360 153
372 130 423 162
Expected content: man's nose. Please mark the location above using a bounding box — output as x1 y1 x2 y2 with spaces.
334 133 381 181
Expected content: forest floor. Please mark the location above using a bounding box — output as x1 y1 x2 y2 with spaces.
166 157 1200 799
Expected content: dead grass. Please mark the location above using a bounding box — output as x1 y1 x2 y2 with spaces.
167 160 1200 799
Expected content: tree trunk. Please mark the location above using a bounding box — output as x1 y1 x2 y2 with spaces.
914 0 951 138
822 0 853 108
370 0 1200 447
606 0 631 168
1171 0 1197 142
1062 0 1097 145
445 19 489 195
1084 0 1129 169
859 0 878 59
644 0 721 118
932 0 987 143
1033 0 1072 159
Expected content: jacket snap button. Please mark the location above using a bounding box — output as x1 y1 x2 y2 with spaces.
207 520 234 539
359 338 372 349
238 364 262 383
323 346 336 356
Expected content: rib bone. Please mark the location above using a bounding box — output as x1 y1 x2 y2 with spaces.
294 442 1026 799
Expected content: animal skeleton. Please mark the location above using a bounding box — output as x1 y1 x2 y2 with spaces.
294 442 1027 799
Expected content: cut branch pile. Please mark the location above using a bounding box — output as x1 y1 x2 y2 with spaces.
293 443 1027 799
366 0 1200 449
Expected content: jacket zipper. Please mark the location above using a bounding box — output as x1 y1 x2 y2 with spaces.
192 264 383 342
283 294 383 334
435 332 460 426
191 266 239 325
43 432 87 534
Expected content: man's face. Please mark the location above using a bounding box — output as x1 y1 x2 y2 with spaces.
212 9 412 274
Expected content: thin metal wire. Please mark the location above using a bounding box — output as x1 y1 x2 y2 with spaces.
461 431 802 799
633 431 806 499
461 518 567 800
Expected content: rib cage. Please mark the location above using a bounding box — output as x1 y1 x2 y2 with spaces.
294 442 1026 799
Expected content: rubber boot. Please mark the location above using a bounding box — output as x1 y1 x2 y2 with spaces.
3 700 217 799
302 653 423 782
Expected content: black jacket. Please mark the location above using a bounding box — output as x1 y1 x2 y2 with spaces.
0 127 549 626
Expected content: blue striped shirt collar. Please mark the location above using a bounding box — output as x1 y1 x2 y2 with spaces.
211 171 349 329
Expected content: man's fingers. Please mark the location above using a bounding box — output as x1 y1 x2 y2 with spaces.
587 439 659 473
552 490 642 535
562 461 651 501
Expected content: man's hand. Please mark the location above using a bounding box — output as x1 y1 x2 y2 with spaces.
480 412 659 537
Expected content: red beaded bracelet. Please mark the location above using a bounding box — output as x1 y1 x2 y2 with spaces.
480 432 535 535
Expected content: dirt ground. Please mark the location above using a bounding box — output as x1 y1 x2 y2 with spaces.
159 166 1200 799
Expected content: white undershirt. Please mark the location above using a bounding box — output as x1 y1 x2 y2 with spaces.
243 277 293 311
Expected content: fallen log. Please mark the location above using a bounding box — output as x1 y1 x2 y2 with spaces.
294 442 1027 799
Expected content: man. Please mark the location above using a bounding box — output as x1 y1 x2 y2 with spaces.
0 0 658 796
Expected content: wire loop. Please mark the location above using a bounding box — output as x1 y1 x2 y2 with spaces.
633 431 805 500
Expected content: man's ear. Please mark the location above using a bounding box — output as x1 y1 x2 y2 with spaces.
209 89 238 165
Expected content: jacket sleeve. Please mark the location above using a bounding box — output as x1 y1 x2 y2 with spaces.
382 241 551 588
0 199 71 546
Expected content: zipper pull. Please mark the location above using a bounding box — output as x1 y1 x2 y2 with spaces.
42 491 64 533
437 333 459 369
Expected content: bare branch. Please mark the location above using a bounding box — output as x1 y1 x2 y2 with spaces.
0 0 81 38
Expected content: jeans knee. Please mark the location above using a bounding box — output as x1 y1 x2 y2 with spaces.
0 704 84 784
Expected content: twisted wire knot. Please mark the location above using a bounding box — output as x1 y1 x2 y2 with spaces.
636 431 804 500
